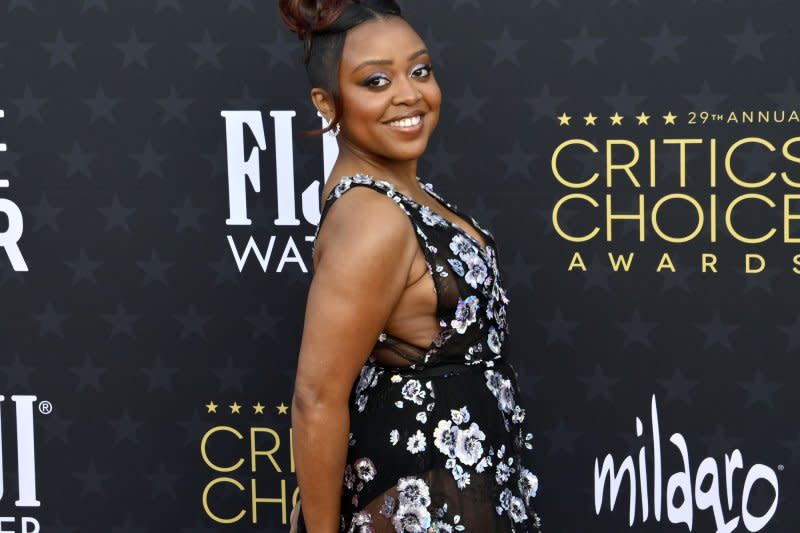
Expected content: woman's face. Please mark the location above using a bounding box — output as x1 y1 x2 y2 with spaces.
335 16 441 162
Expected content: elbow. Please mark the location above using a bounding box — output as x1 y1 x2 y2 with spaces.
291 383 347 417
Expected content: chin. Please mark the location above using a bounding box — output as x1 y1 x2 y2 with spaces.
387 146 429 161
383 138 432 160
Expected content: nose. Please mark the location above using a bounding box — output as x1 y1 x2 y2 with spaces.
392 75 422 105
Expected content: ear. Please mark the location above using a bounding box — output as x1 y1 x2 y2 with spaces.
310 88 336 123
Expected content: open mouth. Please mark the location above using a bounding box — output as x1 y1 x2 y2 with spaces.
386 114 423 130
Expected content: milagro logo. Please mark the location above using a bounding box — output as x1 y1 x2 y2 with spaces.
0 395 43 533
221 110 336 274
594 395 779 533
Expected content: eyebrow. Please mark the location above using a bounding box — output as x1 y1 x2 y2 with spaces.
352 48 430 74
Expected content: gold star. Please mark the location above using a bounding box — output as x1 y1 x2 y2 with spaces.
276 402 289 415
663 111 677 125
583 113 597 126
610 112 623 125
557 112 571 126
205 401 218 414
253 402 265 414
229 402 241 414
635 112 650 125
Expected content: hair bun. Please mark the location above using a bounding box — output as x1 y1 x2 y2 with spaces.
277 0 351 41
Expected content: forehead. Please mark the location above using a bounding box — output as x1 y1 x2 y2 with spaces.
341 17 425 64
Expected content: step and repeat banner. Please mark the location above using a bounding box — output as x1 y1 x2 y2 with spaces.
0 0 796 531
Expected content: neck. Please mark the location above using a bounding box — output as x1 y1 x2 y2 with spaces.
330 139 420 195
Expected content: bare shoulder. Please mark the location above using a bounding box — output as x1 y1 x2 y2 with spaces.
313 185 418 272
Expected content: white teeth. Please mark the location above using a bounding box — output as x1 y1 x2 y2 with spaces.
388 115 422 128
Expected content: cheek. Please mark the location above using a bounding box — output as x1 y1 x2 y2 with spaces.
428 84 443 110
426 86 442 127
341 93 386 127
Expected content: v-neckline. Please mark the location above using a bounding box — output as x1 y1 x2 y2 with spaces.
409 176 492 256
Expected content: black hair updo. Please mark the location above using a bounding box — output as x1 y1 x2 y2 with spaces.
278 0 404 136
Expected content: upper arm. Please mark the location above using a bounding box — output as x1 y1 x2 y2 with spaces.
294 187 418 406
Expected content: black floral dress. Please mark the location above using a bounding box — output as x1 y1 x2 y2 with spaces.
298 174 542 533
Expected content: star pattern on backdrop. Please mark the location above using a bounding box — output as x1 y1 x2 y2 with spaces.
1 2 797 531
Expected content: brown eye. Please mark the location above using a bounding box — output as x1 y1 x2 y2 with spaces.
411 64 433 78
364 75 390 88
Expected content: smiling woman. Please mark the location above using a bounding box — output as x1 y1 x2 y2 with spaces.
279 1 543 532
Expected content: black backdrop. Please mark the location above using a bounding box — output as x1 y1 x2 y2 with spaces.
0 0 797 531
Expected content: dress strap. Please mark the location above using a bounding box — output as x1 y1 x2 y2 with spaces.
312 175 437 277
375 331 429 365
314 175 392 243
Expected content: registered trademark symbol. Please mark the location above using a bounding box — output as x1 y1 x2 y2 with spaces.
38 400 52 415
777 464 784 471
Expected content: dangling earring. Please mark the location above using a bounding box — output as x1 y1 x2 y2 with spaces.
329 122 341 137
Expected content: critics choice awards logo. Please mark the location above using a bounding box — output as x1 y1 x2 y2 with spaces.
0 108 28 273
551 109 800 275
198 398 298 527
0 395 50 533
221 110 336 275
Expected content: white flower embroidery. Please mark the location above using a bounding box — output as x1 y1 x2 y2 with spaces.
451 463 471 489
396 476 432 507
392 503 432 532
448 234 474 258
512 405 526 424
433 419 458 458
463 253 488 289
389 429 399 446
350 510 373 528
355 394 368 413
333 176 353 197
447 258 465 276
497 382 516 414
450 406 470 425
450 296 480 334
406 429 427 454
495 461 514 484
518 467 539 503
455 422 486 466
353 457 377 482
475 455 492 474
401 379 426 405
344 464 355 489
485 370 505 394
508 495 528 523
419 204 448 227
498 487 512 511
354 365 381 413
379 495 396 518
487 326 502 354
429 521 454 532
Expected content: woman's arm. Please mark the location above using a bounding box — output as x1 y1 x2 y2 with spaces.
292 187 418 533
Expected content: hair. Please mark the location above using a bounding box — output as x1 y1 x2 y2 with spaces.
277 0 404 137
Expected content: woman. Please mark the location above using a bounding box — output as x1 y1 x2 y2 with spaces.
280 1 543 531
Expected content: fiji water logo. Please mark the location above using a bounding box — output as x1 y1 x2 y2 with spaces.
594 395 779 532
220 110 336 273
0 395 42 508
0 395 46 533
